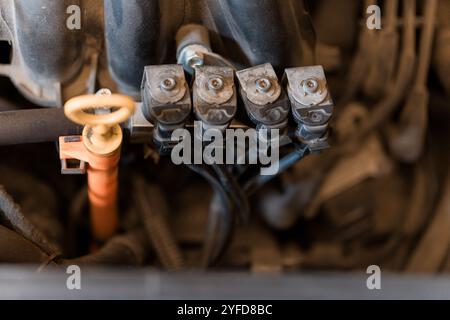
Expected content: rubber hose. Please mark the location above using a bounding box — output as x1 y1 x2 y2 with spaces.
0 186 59 256
63 230 148 266
186 164 234 267
0 108 81 146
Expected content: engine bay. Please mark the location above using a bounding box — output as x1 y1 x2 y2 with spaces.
0 0 450 299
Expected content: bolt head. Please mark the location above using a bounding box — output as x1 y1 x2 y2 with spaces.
302 78 319 94
255 78 272 93
188 54 204 68
208 77 224 91
160 77 177 91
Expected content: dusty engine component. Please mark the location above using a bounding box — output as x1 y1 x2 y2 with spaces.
237 63 290 132
285 65 334 152
193 65 237 130
141 64 192 154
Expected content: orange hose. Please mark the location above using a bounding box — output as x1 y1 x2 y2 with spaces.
86 150 120 242
59 136 121 242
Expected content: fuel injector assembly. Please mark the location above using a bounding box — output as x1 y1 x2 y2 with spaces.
285 66 334 152
141 65 192 154
193 66 237 132
237 63 290 132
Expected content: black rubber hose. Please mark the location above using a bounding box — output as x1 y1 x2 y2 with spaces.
0 225 148 267
62 230 148 266
0 224 53 264
211 164 250 222
206 0 290 68
244 149 306 196
0 108 81 146
204 193 234 267
133 177 184 270
0 186 59 256
186 164 234 267
0 166 63 250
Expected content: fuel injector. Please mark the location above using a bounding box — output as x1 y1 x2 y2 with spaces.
141 64 192 154
193 66 237 133
284 65 334 152
237 63 290 140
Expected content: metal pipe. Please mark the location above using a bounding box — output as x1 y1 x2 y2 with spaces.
415 0 438 88
389 0 437 162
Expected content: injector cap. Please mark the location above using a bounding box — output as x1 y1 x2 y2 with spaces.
284 65 334 152
237 63 290 128
141 64 192 130
193 66 237 128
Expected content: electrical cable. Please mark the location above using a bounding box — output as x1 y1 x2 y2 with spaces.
211 163 250 222
243 147 307 196
186 164 235 267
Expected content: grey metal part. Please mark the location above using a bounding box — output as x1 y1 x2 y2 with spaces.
176 24 212 74
141 65 192 127
193 66 237 126
286 66 329 106
1 267 450 300
285 65 334 150
129 102 155 144
176 24 212 58
285 65 334 126
237 63 290 127
237 63 281 105
296 125 330 153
